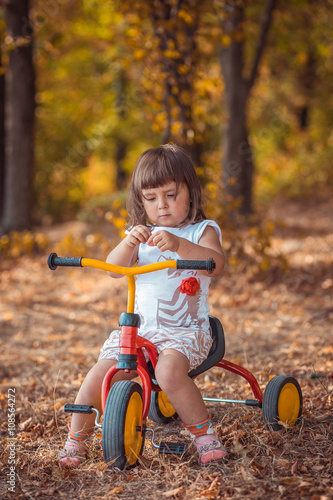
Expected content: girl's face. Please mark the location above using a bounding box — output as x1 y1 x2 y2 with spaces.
141 181 190 227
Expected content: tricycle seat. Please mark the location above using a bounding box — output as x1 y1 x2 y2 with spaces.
188 316 225 378
146 316 225 381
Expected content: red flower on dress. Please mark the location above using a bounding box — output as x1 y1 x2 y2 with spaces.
180 277 200 296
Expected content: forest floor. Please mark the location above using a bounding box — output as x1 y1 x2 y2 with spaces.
0 197 332 500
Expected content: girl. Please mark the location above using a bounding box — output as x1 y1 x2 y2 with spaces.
60 144 227 467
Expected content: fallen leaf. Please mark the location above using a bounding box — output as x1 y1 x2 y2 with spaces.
291 460 298 475
162 487 183 497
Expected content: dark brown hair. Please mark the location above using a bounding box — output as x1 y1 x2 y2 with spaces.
127 144 206 227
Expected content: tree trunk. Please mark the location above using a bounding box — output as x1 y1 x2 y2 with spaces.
220 0 278 216
114 70 128 190
151 0 202 166
2 0 35 232
0 45 5 222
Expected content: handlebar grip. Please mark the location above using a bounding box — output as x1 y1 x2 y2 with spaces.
48 252 83 270
177 257 216 274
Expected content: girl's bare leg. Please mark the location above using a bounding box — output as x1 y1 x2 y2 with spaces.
155 349 227 464
60 359 137 467
154 349 208 425
70 359 136 434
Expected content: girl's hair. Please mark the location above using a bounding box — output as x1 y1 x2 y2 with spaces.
127 144 206 227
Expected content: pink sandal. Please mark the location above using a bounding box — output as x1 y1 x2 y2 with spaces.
59 437 88 468
194 434 228 464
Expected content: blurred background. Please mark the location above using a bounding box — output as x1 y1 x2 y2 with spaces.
0 0 332 242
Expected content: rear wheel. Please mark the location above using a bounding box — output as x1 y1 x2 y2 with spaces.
148 391 177 424
102 380 145 469
262 376 302 431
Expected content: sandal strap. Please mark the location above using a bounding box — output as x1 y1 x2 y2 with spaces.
59 438 88 462
194 435 226 459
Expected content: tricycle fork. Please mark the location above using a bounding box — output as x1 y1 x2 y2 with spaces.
101 363 152 433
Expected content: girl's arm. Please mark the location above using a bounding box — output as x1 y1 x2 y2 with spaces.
106 225 151 278
147 226 225 277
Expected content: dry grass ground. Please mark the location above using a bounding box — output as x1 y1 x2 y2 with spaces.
0 198 332 499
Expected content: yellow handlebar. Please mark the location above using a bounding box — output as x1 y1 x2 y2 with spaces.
81 258 177 276
48 253 215 314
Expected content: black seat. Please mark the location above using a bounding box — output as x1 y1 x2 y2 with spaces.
145 316 225 381
188 316 225 378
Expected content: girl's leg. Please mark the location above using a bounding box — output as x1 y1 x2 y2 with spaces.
155 349 227 464
154 349 206 424
60 359 136 467
71 359 117 434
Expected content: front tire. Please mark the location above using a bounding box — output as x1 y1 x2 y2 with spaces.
102 380 145 469
262 376 302 431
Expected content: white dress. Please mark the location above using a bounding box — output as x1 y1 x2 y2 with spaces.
99 220 222 370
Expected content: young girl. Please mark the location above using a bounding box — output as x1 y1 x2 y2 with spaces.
60 144 227 467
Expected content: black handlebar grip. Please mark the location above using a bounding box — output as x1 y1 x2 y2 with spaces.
48 252 83 270
177 257 216 273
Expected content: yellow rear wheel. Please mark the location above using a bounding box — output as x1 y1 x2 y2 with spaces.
148 391 177 424
103 380 145 469
262 376 302 431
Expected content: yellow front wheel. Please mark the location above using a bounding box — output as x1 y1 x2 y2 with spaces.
262 376 303 431
102 381 145 469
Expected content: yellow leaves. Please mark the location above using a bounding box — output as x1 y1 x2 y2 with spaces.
164 49 182 59
178 64 190 75
0 234 10 252
0 231 50 259
112 199 122 209
206 182 218 200
177 9 193 24
105 197 127 236
113 217 126 230
170 121 183 136
55 233 87 256
55 232 111 257
133 49 146 61
152 111 168 132
221 34 231 47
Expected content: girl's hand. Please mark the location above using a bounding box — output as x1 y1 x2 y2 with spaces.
125 225 151 248
147 230 180 253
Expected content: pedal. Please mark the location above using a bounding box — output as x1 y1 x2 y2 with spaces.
64 404 94 414
159 441 188 456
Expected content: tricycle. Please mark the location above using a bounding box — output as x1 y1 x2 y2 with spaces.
48 252 302 470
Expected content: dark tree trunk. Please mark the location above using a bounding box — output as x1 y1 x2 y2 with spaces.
151 0 202 166
115 140 127 190
2 0 35 232
0 45 5 223
220 0 278 216
220 3 252 214
114 70 128 190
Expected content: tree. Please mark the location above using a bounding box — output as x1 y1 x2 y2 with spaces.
219 0 278 215
2 0 35 231
149 0 202 163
